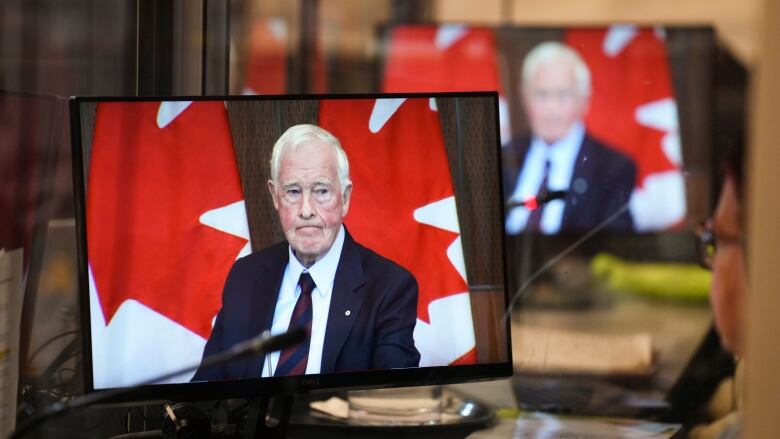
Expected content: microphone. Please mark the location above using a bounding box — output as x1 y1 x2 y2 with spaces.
9 328 306 439
197 326 306 373
506 190 566 210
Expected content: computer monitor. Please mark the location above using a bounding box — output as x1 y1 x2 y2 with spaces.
377 27 736 420
382 25 716 232
69 92 512 402
380 25 720 312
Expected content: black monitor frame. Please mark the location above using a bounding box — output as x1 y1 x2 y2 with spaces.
69 91 513 403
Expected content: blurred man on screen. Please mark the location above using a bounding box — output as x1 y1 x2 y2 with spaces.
192 124 420 380
504 41 637 235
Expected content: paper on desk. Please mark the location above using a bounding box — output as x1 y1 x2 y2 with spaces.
311 396 350 419
310 396 462 424
515 412 680 438
0 248 24 437
514 325 653 374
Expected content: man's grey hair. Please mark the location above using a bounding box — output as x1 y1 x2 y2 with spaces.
270 124 351 194
521 41 591 98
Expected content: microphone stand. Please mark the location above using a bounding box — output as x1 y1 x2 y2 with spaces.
9 328 306 439
503 202 631 323
505 190 568 313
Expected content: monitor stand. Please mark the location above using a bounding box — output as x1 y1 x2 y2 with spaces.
243 395 294 439
288 387 493 438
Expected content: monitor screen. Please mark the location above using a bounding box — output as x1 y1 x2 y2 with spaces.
381 26 713 237
379 25 717 317
70 92 511 402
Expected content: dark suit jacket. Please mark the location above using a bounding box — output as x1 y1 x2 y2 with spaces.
503 133 637 233
191 229 420 381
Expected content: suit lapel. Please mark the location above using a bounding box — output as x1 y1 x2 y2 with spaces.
320 231 365 374
562 136 595 230
503 136 531 193
248 243 288 377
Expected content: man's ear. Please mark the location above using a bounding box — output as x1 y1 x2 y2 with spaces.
267 179 280 210
341 183 353 216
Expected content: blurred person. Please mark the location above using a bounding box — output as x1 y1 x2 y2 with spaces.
503 41 636 235
688 141 747 439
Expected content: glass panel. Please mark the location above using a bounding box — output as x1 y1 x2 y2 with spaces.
1 0 751 436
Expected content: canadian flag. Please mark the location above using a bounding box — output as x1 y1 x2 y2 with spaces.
382 24 511 145
87 101 251 387
566 27 687 231
319 98 477 366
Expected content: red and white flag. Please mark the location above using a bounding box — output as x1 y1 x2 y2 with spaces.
566 27 687 230
382 25 510 145
87 101 250 387
319 98 477 366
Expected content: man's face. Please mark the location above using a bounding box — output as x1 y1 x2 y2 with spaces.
522 59 588 144
268 140 351 268
710 176 747 355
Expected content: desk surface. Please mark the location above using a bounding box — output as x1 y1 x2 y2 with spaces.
515 296 712 390
455 295 713 437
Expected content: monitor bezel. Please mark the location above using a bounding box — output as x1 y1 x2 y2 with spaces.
69 91 513 403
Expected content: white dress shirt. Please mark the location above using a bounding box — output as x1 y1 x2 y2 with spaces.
261 225 346 377
506 121 585 235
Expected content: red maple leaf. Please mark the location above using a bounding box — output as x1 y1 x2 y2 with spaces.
383 26 503 94
319 98 468 323
87 101 247 339
567 28 678 184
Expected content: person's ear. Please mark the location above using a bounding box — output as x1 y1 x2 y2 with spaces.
267 179 280 210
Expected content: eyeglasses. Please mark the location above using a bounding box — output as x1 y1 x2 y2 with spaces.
695 219 743 270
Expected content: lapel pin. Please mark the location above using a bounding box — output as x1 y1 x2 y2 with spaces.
345 310 351 316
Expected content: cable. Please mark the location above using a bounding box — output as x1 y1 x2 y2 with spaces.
57 367 77 385
10 328 305 439
503 203 631 324
126 405 152 433
25 330 79 367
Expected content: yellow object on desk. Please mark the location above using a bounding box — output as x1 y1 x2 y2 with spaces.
590 253 711 302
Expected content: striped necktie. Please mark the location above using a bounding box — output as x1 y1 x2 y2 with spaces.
274 272 314 376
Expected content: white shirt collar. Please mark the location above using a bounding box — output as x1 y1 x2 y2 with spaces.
505 121 585 235
286 225 345 298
